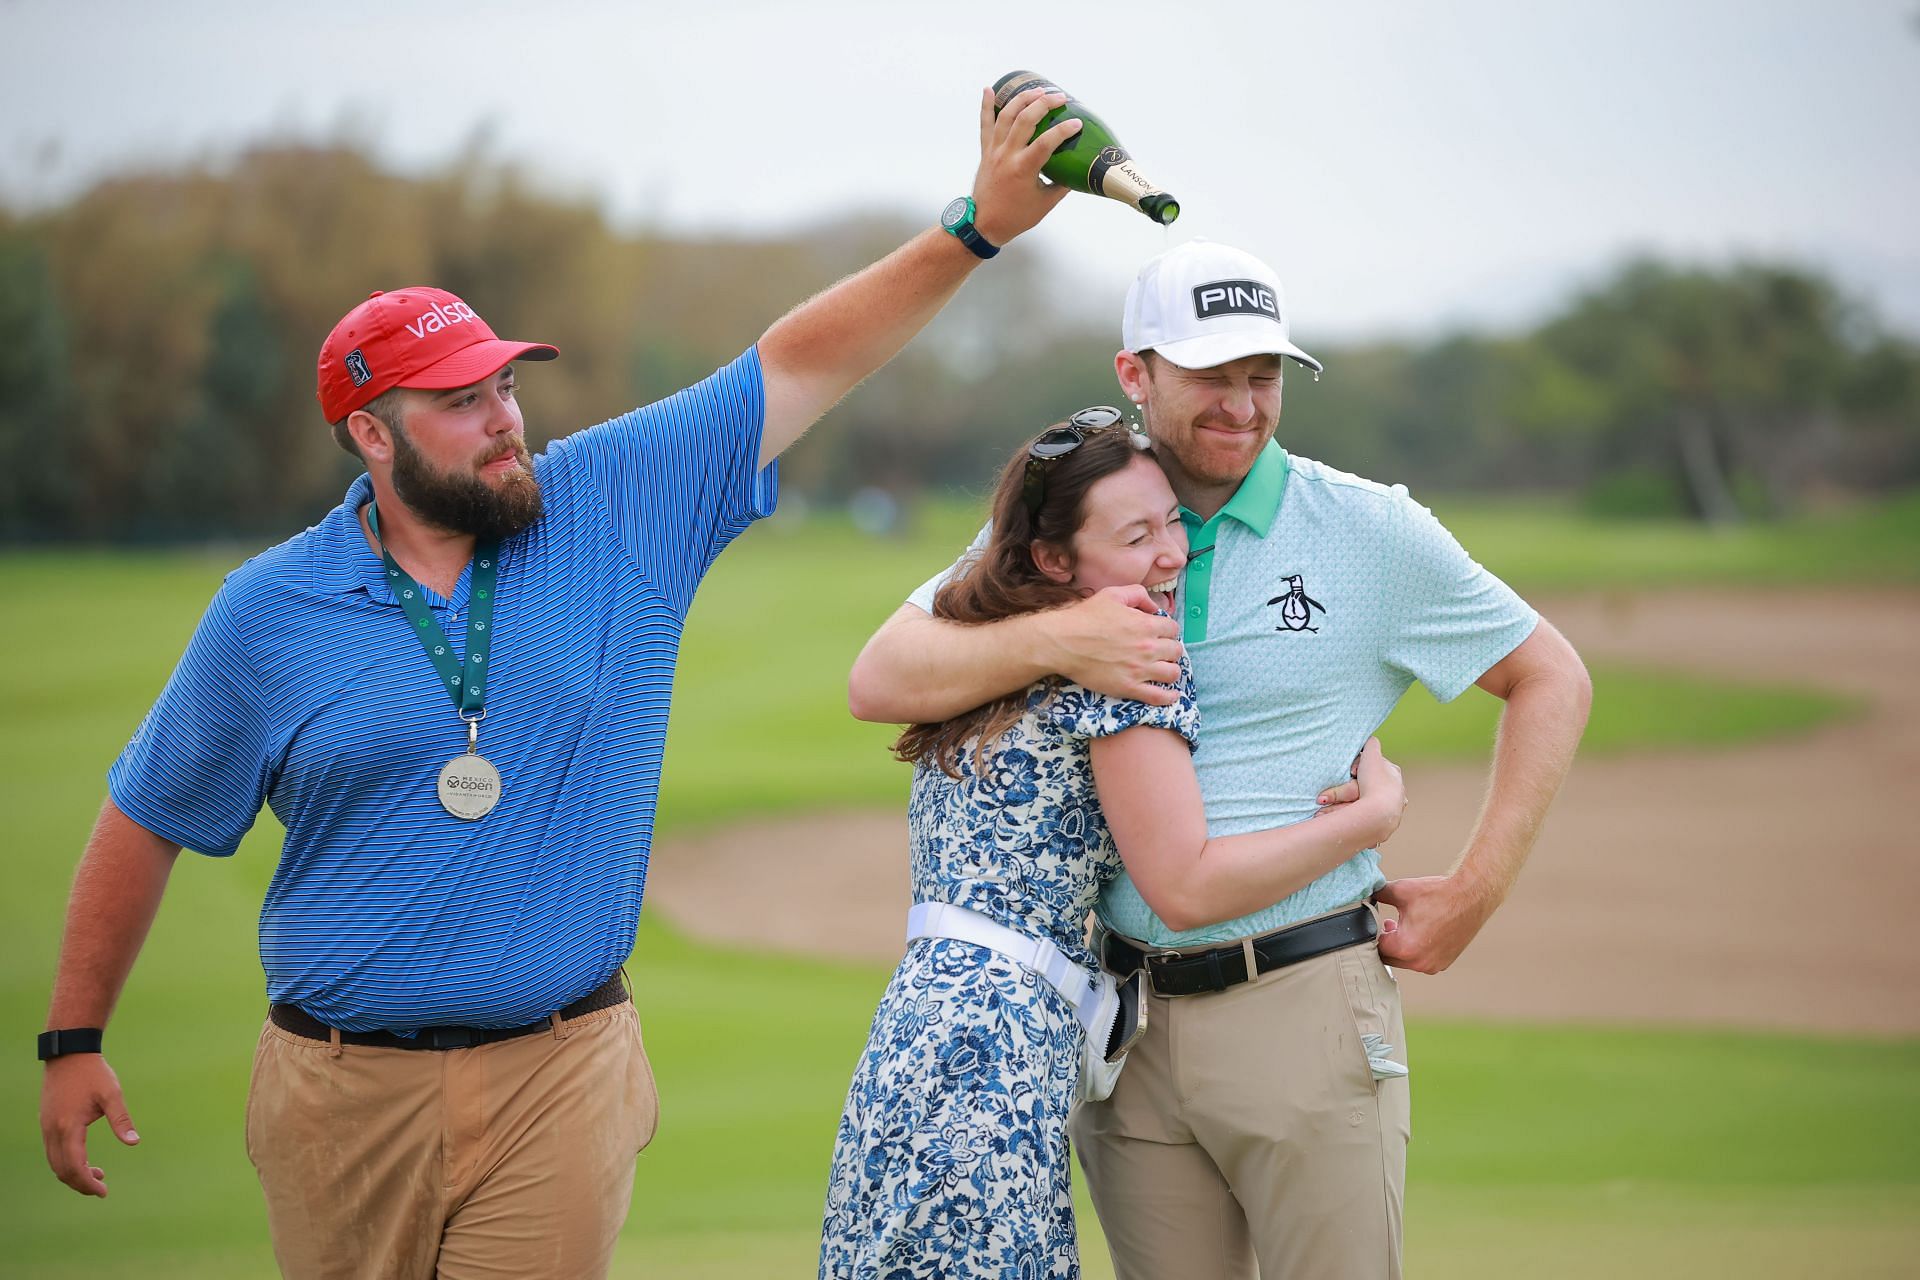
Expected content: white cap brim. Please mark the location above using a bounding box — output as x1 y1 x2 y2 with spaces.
1149 330 1323 375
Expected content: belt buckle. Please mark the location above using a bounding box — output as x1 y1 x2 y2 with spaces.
426 1026 480 1050
1144 948 1185 995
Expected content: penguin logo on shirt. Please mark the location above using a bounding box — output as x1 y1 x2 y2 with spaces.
1266 575 1326 632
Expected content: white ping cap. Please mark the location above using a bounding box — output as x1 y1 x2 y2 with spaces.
1122 239 1321 374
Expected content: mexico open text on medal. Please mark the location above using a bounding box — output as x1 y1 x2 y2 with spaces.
439 752 503 820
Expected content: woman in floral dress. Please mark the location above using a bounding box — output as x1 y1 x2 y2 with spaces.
819 416 1404 1279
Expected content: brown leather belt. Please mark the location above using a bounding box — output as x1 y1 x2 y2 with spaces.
1102 906 1376 997
268 972 629 1050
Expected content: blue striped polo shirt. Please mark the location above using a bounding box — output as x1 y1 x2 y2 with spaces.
109 348 776 1032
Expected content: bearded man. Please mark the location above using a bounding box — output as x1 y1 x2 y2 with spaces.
36 85 1080 1279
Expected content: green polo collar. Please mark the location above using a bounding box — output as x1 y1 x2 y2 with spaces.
1176 442 1290 643
1187 439 1290 536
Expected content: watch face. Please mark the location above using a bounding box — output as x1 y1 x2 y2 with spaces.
940 197 971 231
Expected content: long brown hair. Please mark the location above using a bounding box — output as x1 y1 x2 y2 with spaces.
893 420 1155 775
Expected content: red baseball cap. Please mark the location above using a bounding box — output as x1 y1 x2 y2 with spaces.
316 287 559 422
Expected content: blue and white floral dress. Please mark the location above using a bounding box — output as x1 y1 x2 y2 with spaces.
819 668 1199 1279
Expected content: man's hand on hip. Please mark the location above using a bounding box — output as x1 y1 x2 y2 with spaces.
1374 875 1495 974
41 1053 140 1197
1376 619 1591 975
1045 585 1184 706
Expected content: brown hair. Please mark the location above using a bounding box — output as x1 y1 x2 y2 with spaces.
330 386 408 461
893 421 1154 775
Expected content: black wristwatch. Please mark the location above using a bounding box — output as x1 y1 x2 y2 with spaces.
38 1028 104 1061
940 196 999 260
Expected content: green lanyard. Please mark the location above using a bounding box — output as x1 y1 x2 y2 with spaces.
368 505 500 720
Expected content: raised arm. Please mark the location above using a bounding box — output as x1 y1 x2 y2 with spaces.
848 587 1185 725
1376 617 1591 973
40 798 182 1198
755 87 1078 466
1093 735 1405 933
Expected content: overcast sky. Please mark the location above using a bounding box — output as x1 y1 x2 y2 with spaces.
3 0 1917 341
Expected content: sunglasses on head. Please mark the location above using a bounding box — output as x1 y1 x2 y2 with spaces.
1021 406 1134 516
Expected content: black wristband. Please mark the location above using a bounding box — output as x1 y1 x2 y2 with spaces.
938 195 1000 260
37 1028 104 1061
949 221 999 260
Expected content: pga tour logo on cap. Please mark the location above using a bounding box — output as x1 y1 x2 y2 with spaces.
344 348 372 388
1194 280 1282 323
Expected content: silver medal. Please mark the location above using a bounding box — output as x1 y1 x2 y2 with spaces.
438 716 500 820
439 751 502 820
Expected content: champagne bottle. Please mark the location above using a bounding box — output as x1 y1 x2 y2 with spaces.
992 70 1179 225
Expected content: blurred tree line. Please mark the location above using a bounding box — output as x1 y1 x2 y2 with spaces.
1 143 1915 542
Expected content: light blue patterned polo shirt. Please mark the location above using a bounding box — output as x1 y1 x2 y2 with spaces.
908 440 1537 947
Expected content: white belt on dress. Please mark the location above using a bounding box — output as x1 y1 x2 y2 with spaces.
905 900 1108 1039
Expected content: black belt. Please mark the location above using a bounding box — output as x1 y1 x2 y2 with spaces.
1103 906 1376 997
268 973 629 1050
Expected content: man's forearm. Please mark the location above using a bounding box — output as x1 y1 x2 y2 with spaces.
849 606 1053 724
850 586 1186 724
1452 654 1592 911
757 230 981 464
46 800 181 1029
1378 620 1590 973
754 87 1077 463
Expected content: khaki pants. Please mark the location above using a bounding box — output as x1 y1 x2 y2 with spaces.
245 999 659 1280
1070 922 1409 1280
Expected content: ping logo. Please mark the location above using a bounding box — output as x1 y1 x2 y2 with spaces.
403 299 481 340
344 348 372 387
1193 279 1281 323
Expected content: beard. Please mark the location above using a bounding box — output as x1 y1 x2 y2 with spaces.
389 427 543 541
1139 367 1283 495
1143 403 1278 491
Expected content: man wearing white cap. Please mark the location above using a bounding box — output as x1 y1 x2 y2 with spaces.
849 240 1591 1278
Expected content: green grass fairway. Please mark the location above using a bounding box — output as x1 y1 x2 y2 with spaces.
0 536 1868 837
4 918 1916 1279
608 926 1920 1280
3 496 1913 1276
658 500 1876 828
1430 489 1920 590
891 486 1920 589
